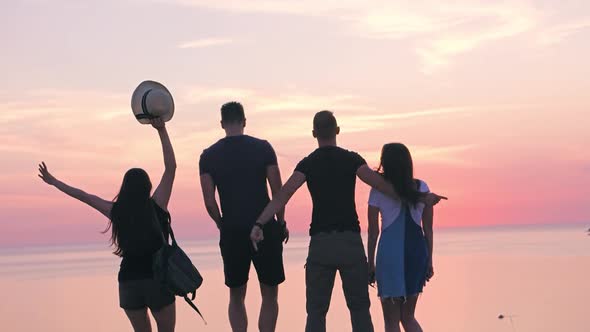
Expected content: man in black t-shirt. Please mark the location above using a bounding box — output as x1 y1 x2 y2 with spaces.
250 111 443 332
199 102 289 332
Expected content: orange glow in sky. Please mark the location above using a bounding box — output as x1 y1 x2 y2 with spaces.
1 0 589 246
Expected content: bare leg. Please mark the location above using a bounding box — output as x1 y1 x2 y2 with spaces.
380 298 402 332
229 284 248 332
259 283 279 332
400 296 423 332
125 308 152 332
151 303 176 332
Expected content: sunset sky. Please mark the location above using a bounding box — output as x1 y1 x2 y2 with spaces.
1 0 589 246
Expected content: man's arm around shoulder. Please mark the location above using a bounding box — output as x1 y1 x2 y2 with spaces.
356 164 400 200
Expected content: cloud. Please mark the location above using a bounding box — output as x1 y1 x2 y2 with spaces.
179 86 424 140
180 86 370 111
166 2 590 72
537 19 590 45
253 94 372 112
358 144 478 168
177 38 234 49
0 88 140 167
167 0 542 72
412 144 478 165
335 104 528 134
335 107 470 134
181 87 255 104
178 86 527 138
0 89 128 125
167 0 359 15
348 2 537 72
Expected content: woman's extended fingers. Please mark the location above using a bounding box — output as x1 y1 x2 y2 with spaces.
426 193 449 206
39 162 49 175
38 161 56 185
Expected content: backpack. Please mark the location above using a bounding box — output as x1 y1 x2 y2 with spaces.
151 204 205 323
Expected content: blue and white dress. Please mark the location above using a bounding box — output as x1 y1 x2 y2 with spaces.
369 180 430 299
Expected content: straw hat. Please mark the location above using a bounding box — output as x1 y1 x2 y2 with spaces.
131 80 175 124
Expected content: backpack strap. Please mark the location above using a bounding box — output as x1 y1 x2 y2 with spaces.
150 200 179 246
167 220 178 246
184 295 207 324
150 201 169 245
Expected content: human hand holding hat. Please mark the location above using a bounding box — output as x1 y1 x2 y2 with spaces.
150 117 166 130
131 80 175 124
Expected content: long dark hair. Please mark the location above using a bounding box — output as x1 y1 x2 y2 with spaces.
104 168 154 256
378 143 421 205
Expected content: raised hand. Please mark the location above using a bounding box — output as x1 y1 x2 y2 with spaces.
250 225 264 251
150 117 166 130
38 162 57 186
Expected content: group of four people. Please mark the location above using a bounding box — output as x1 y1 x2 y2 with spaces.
38 101 444 332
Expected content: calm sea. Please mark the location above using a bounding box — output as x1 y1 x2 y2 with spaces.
1 224 589 331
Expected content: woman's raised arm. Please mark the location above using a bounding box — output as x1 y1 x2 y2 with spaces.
151 118 177 211
38 162 112 218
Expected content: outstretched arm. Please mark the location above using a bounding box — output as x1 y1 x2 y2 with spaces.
151 118 177 211
250 171 306 249
266 165 286 223
267 165 289 243
356 164 400 200
357 164 447 206
38 162 112 218
200 173 222 229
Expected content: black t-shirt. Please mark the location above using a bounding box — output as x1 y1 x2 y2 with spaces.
295 146 367 236
118 201 170 282
199 135 278 231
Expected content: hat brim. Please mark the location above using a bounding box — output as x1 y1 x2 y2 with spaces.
131 80 175 124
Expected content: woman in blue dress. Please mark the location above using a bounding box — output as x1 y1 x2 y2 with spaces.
367 143 434 332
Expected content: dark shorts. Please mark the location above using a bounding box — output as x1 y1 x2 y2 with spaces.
220 221 285 288
119 278 175 311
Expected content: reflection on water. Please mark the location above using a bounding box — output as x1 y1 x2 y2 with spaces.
0 224 588 331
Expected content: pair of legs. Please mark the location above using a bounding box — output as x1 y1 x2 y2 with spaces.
305 231 374 332
228 282 279 332
125 302 176 332
380 296 422 332
119 279 176 332
220 222 285 332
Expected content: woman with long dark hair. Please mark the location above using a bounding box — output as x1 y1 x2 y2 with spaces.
367 143 434 332
38 118 177 332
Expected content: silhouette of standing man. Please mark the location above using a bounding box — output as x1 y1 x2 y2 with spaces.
199 102 289 332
